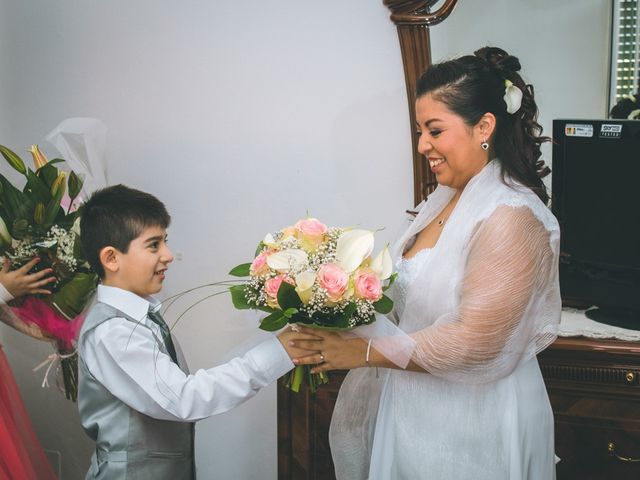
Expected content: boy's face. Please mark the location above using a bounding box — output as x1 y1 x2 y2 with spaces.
114 225 173 297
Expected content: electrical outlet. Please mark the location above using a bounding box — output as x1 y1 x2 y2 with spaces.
43 449 61 479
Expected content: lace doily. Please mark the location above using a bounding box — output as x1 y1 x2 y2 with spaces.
559 308 640 342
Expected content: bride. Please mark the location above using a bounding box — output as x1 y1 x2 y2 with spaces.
291 46 561 480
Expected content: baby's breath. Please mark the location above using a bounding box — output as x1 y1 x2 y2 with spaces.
47 225 77 271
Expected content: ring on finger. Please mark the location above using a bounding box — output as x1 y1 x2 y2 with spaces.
319 353 325 363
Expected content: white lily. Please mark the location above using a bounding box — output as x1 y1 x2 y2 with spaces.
370 245 392 280
263 233 277 246
503 80 523 114
71 216 82 236
0 217 10 247
335 229 374 273
295 270 316 304
266 248 309 272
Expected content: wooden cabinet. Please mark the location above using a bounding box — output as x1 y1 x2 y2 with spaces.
277 337 640 479
277 371 346 480
538 337 640 480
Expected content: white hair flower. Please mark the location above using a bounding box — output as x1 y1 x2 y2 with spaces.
503 80 523 114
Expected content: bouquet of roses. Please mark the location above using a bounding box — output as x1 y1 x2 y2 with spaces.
0 143 98 401
228 218 395 392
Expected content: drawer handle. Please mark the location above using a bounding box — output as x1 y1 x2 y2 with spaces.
607 442 640 463
625 371 635 383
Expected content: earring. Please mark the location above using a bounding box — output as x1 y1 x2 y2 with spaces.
481 140 489 151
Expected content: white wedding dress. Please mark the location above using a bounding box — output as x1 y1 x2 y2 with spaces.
329 160 560 480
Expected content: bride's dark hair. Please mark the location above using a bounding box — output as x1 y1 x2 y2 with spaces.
415 46 551 204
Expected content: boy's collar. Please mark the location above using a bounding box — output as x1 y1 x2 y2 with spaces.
96 285 160 322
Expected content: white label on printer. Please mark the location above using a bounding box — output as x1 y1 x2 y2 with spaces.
564 124 593 137
600 124 622 138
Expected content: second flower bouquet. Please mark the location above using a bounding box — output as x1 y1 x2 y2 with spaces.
0 143 98 401
229 218 395 392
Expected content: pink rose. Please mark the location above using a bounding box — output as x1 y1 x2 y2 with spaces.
250 251 270 275
264 274 294 299
354 270 382 301
317 263 348 302
295 218 327 237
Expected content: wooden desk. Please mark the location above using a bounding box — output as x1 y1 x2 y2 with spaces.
277 337 640 479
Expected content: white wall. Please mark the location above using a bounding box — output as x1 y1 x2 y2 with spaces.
0 2 411 479
0 1 609 479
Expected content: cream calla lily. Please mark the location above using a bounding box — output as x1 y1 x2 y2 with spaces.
503 80 523 114
335 229 374 273
71 216 82 236
295 270 316 304
0 217 10 247
370 246 392 280
263 233 277 247
266 248 309 272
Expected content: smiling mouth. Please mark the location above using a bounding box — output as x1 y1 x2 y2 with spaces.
429 158 446 168
154 269 167 276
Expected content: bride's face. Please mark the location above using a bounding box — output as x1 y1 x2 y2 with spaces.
415 94 489 191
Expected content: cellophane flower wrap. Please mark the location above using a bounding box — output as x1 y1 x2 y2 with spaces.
0 143 98 401
229 218 395 393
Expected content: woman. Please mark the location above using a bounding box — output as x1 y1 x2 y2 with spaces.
0 258 58 480
292 47 561 479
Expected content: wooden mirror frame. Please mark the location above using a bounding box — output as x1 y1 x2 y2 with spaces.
384 0 459 205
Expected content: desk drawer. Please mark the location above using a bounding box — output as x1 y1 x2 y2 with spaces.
555 422 640 480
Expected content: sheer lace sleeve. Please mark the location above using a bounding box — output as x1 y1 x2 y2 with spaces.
410 205 557 383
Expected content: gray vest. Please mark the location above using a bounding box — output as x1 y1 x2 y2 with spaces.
78 302 195 480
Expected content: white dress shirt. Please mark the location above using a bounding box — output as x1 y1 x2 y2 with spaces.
81 285 293 422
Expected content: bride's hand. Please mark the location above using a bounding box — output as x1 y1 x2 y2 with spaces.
289 326 368 373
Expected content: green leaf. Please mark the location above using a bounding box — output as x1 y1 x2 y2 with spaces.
373 294 393 314
383 272 398 292
259 310 288 331
11 219 29 239
277 281 302 311
228 263 251 277
283 307 298 319
38 164 58 189
24 169 52 204
67 171 83 201
51 272 98 319
254 241 266 257
0 175 32 225
229 284 251 310
0 145 26 175
43 158 65 167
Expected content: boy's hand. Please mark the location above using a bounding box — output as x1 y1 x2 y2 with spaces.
277 325 322 360
0 257 56 298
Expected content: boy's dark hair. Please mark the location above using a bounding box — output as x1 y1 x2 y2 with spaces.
80 184 171 278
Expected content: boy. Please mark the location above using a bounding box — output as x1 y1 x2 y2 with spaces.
78 185 307 479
